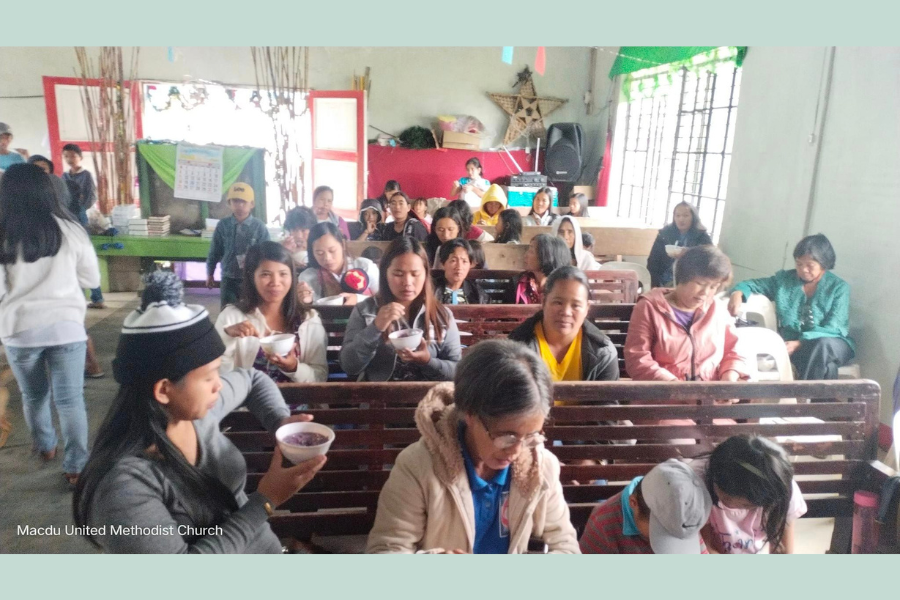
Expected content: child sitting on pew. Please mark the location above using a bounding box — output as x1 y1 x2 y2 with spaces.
470 184 507 227
580 459 712 554
433 239 489 305
494 209 523 244
298 222 380 306
695 435 807 554
340 237 461 381
281 205 316 269
515 234 571 304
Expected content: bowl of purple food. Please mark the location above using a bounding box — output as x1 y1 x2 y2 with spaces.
275 421 335 464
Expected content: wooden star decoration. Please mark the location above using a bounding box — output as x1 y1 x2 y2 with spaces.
489 67 567 145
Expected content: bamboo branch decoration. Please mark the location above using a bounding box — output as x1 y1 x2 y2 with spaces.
74 47 139 214
251 46 309 218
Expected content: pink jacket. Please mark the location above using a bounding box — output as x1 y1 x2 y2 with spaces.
624 288 752 382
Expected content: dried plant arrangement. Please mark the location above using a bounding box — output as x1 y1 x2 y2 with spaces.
74 46 140 214
251 46 309 216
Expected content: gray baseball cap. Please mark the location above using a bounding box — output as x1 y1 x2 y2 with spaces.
642 459 712 554
0 123 11 136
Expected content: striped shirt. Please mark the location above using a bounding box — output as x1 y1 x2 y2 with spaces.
579 492 653 554
579 491 709 554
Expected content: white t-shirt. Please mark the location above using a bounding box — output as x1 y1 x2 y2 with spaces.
692 459 807 554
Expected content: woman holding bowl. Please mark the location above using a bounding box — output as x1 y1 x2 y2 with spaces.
340 237 461 381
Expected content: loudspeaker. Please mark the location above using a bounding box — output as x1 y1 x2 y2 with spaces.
544 123 583 183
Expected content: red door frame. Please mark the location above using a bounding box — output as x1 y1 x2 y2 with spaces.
42 76 144 171
308 90 366 218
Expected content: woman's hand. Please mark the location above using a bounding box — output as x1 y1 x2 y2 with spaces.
224 320 261 338
373 302 406 332
297 281 314 305
267 343 299 373
256 447 327 507
727 291 744 317
396 339 431 365
340 293 359 306
785 340 801 355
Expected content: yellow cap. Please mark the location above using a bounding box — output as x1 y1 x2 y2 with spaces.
227 182 255 203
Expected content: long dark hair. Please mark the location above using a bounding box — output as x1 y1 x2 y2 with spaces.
427 206 465 262
378 237 448 341
528 187 556 218
705 435 794 551
668 201 706 233
447 200 474 236
0 163 78 264
307 222 350 297
495 209 522 244
531 234 571 277
73 376 238 547
236 241 307 329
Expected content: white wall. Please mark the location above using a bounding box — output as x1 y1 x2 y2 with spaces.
0 46 617 182
720 47 900 423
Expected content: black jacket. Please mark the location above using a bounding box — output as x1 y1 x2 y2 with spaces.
646 225 713 288
434 278 490 305
508 311 620 381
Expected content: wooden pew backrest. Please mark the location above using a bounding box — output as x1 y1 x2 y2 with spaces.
221 380 892 551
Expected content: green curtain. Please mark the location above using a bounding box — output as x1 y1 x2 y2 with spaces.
136 141 257 191
609 46 747 78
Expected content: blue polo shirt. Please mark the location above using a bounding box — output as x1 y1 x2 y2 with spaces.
458 423 511 554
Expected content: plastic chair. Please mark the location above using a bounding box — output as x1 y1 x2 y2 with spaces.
734 327 796 404
742 294 778 332
600 261 652 295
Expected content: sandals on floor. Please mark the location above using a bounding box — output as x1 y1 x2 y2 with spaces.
87 302 106 309
64 473 79 486
84 371 105 379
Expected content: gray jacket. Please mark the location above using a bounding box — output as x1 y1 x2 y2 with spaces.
89 369 289 554
340 297 461 381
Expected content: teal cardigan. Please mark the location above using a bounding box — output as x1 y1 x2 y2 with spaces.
732 270 855 354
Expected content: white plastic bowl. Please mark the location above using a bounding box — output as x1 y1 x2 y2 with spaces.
275 421 335 464
388 328 423 351
665 244 682 258
259 333 295 357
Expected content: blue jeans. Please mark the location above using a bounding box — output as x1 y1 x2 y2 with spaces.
89 287 104 303
6 342 89 473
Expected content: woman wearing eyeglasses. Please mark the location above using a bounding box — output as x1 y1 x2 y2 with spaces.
366 339 579 554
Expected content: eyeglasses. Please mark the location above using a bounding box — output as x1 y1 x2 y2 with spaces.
479 416 545 450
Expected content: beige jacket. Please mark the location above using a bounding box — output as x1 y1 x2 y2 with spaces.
366 383 579 554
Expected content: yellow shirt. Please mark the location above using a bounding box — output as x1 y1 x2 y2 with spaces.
535 322 583 382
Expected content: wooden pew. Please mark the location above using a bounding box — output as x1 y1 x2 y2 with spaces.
431 269 638 304
478 225 659 255
221 380 894 553
316 302 635 380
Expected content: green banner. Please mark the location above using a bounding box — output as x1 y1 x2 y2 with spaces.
610 46 747 78
136 141 257 191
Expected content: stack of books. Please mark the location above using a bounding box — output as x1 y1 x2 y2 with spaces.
111 205 138 230
147 216 171 237
129 215 171 237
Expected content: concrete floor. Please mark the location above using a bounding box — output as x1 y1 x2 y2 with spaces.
0 290 222 554
0 289 833 554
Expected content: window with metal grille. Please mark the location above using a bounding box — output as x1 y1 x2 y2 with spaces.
607 57 741 242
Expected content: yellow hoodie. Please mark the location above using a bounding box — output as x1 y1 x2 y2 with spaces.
471 184 507 227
